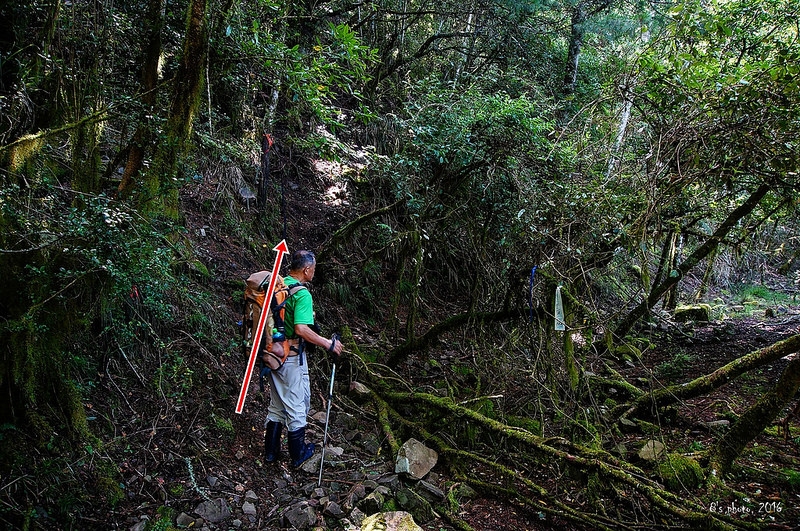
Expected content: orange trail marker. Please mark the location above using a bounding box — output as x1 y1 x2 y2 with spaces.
235 240 289 414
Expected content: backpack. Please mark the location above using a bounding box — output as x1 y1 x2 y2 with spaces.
242 271 307 387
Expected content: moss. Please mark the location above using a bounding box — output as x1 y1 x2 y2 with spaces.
657 453 704 490
613 343 642 362
674 304 711 322
637 419 661 435
506 415 542 436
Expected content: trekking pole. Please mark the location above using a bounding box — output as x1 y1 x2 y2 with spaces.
318 335 339 486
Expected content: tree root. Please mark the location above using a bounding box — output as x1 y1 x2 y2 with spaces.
372 386 761 530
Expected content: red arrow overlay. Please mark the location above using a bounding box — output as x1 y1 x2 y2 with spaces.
235 240 289 414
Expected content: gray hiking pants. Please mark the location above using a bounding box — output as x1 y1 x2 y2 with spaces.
265 354 310 431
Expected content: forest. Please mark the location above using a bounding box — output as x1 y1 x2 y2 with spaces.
1 0 799 529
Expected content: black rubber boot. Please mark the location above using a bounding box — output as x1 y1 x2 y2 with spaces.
264 421 283 463
287 427 315 468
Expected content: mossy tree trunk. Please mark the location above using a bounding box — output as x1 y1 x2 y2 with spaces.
141 0 208 218
708 353 800 478
618 333 800 420
118 0 164 198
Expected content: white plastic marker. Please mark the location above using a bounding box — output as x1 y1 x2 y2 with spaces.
554 285 565 331
235 240 289 414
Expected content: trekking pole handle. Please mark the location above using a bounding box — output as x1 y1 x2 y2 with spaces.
328 333 341 353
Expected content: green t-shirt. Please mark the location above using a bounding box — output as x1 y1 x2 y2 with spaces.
283 276 313 338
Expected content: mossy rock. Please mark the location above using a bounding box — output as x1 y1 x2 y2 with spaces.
636 419 660 435
613 343 642 361
657 453 704 490
674 304 711 322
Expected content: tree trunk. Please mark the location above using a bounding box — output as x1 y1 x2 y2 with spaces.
562 4 586 98
662 232 681 311
143 0 208 218
620 333 800 420
613 182 771 340
694 245 718 301
118 0 164 198
708 353 800 478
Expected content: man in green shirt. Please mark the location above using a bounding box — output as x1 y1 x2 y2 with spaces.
264 250 344 467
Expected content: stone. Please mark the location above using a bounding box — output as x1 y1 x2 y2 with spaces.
349 381 372 401
323 500 345 518
360 511 423 531
349 507 367 527
638 440 666 462
194 498 231 524
358 490 385 515
656 453 704 490
704 420 730 431
282 502 316 530
241 501 257 516
395 439 438 480
415 480 445 503
395 488 435 523
175 513 195 527
377 474 401 491
300 451 323 473
674 304 711 322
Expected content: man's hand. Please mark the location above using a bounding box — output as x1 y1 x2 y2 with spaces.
328 333 344 361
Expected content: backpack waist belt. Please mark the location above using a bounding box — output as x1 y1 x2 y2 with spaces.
286 338 303 356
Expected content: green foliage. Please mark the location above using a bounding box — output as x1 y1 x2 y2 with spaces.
781 468 800 489
732 283 790 305
212 413 236 439
654 350 693 382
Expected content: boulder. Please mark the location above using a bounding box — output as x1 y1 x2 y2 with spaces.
638 440 666 462
282 502 316 530
194 498 231 524
674 304 711 322
395 439 438 480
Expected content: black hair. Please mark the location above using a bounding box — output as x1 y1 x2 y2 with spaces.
289 250 316 271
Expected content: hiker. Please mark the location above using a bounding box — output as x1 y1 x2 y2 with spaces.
264 250 344 467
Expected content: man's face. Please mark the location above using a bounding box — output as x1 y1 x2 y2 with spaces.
304 262 317 281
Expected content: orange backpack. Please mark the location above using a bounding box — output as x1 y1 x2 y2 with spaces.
242 271 307 377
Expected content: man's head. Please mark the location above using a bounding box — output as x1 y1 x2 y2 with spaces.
290 250 317 281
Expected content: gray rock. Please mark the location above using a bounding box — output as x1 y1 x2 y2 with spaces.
395 438 438 480
175 512 195 527
343 483 367 511
638 440 666 462
349 507 367 527
241 501 257 516
396 488 435 523
323 500 345 518
415 480 445 503
377 474 401 491
358 490 385 515
349 381 372 401
704 420 730 430
282 502 316 530
194 498 231 524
